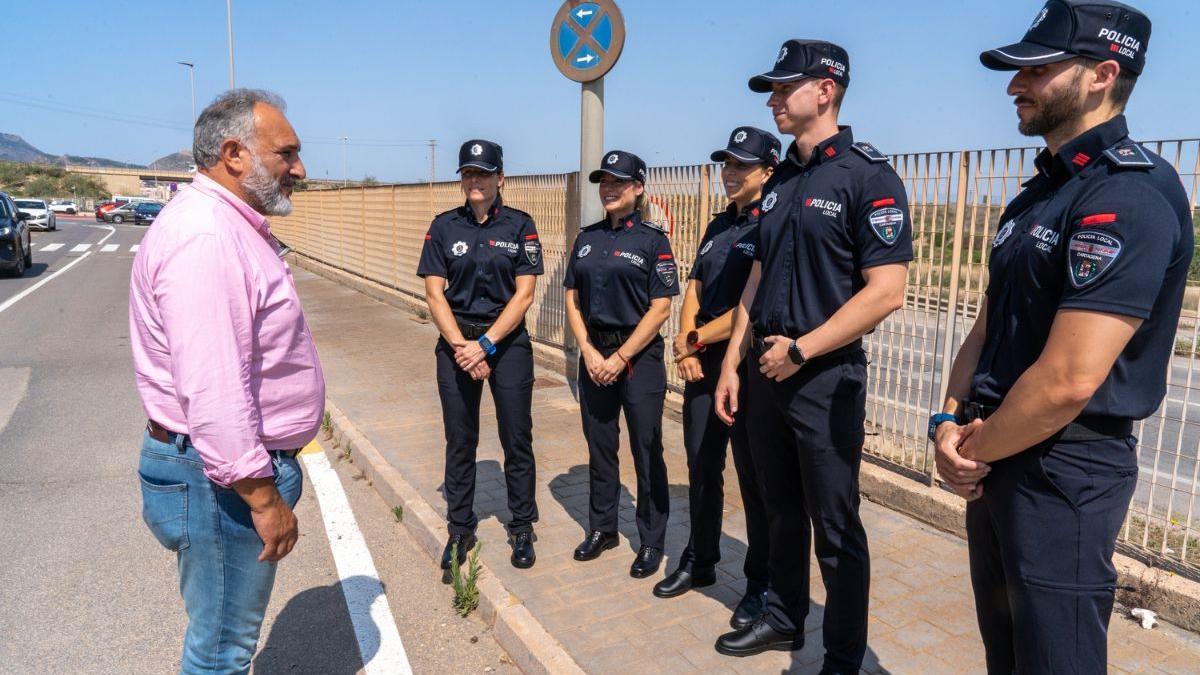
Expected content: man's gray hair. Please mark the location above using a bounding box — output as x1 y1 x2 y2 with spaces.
192 89 287 169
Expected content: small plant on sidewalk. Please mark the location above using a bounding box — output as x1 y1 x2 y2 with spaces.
450 542 482 617
391 505 404 522
321 411 332 440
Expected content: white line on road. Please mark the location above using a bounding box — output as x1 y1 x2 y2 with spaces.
130 244 140 252
70 244 91 253
101 244 119 253
39 243 64 252
0 252 92 315
302 449 412 675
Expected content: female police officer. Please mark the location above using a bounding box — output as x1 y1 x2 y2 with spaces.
564 150 679 578
417 139 543 577
653 127 779 630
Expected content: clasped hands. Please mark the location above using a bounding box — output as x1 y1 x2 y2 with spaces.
452 338 491 380
934 417 991 501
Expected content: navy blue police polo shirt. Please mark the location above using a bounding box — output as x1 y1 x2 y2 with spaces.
971 115 1193 420
689 200 761 324
416 196 544 322
750 126 914 338
563 211 680 329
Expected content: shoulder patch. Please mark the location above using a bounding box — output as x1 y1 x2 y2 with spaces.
640 219 668 234
1102 142 1154 169
851 142 888 163
1067 229 1124 288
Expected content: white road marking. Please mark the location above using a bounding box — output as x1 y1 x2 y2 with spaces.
302 449 412 675
101 244 119 253
0 252 93 315
70 244 91 253
130 244 140 252
39 243 64 252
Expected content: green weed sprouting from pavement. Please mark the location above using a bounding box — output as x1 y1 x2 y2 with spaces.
391 505 404 522
451 542 482 617
321 411 332 437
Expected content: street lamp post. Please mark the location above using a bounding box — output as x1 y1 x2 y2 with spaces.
176 61 196 123
340 136 349 187
226 0 236 89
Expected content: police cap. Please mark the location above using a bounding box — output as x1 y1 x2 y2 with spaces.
457 139 503 173
710 126 782 166
589 150 648 184
981 0 1151 75
748 40 850 93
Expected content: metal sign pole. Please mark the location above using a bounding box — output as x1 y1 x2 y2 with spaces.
579 79 604 241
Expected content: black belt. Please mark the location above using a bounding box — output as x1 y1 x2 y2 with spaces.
455 318 492 340
749 329 862 362
960 402 1133 442
146 420 299 458
588 327 635 349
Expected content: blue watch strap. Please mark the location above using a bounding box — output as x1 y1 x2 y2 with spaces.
478 335 497 356
928 412 957 441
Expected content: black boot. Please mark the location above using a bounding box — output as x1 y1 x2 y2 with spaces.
573 530 619 561
629 546 663 579
729 584 769 629
653 567 716 598
510 531 536 569
714 617 802 657
440 532 477 583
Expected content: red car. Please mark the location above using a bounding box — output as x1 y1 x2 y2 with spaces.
94 200 128 221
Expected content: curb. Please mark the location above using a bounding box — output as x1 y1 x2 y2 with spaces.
323 400 587 675
297 251 1200 635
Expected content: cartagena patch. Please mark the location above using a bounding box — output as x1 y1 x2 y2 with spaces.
524 240 541 266
655 260 677 287
1067 229 1123 288
867 207 904 246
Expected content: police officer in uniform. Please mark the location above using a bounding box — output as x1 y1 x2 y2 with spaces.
933 3 1191 672
712 42 913 671
417 139 543 576
652 127 779 631
564 150 679 578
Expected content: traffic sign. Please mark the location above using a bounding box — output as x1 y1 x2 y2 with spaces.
550 0 625 83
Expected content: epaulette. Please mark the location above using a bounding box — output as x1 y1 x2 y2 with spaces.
1102 141 1154 169
433 206 460 221
640 219 668 234
850 142 888 163
502 205 533 220
581 219 605 231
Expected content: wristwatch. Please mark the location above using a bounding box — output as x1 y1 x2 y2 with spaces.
477 335 497 356
928 413 957 441
686 330 705 352
787 339 806 367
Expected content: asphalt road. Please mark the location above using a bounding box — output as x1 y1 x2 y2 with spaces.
0 217 517 674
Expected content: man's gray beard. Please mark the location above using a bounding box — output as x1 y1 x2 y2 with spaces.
1019 72 1086 138
243 155 293 216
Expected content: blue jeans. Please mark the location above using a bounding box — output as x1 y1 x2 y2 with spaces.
138 430 303 674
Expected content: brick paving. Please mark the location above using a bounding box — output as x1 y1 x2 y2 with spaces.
295 267 1200 674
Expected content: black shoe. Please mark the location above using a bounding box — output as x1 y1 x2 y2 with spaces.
629 546 663 579
440 532 477 572
653 567 716 598
573 531 618 561
510 531 536 569
714 618 801 657
729 587 769 629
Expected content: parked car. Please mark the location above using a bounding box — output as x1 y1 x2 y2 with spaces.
49 199 78 215
0 192 32 277
131 201 163 225
95 200 126 221
13 199 56 231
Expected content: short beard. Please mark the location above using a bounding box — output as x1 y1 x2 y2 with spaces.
1018 69 1086 137
242 154 293 216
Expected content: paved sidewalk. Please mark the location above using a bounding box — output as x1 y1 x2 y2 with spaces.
294 266 1200 674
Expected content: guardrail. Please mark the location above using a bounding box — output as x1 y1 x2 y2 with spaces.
272 139 1200 575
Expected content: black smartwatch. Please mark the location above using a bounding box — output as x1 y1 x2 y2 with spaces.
787 339 806 367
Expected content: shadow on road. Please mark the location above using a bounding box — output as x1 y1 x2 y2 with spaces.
254 575 381 674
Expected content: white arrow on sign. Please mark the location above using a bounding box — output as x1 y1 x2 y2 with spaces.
576 8 593 19
576 53 596 64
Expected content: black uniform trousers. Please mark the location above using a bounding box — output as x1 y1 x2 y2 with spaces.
678 343 769 586
434 327 538 537
746 348 870 673
578 335 670 550
966 435 1137 674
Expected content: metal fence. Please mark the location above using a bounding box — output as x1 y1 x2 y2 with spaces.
272 139 1200 575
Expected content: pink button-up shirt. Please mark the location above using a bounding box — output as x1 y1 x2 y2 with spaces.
130 173 325 486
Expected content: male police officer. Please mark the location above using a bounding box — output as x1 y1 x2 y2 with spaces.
713 41 912 672
933 2 1191 672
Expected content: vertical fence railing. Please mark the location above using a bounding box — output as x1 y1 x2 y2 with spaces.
270 139 1200 574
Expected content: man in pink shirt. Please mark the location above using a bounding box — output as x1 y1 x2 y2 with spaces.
130 89 324 674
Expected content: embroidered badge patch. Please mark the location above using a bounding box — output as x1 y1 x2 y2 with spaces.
451 241 469 256
655 260 677 287
524 240 541 266
577 244 592 258
993 219 1017 248
1067 229 1123 288
867 207 904 246
700 240 714 256
762 191 778 212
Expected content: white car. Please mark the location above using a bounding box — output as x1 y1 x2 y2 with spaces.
13 199 56 231
49 200 78 215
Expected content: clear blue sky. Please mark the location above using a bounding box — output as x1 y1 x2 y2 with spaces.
3 0 1197 183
